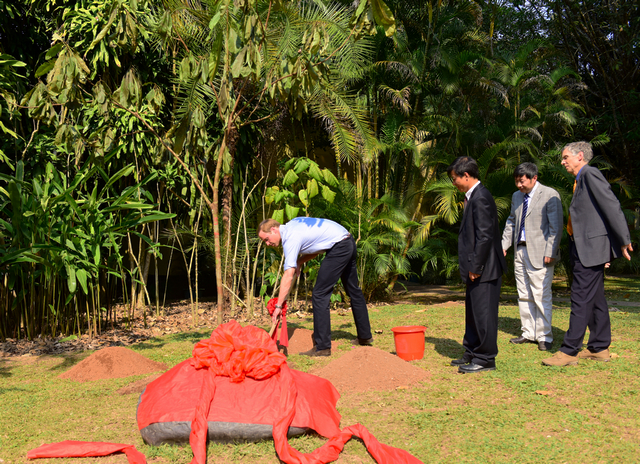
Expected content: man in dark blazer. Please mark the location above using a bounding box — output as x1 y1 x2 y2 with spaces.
448 157 507 373
543 141 633 366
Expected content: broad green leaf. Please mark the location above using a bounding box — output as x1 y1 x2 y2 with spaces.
0 218 14 234
35 59 55 78
285 204 300 220
322 168 339 187
321 185 336 203
308 163 323 182
274 190 288 203
264 186 275 204
66 264 77 293
307 178 319 198
283 169 299 187
209 11 221 29
76 268 89 294
294 158 310 174
45 43 63 61
174 115 190 154
0 120 17 138
370 0 396 36
228 28 241 53
272 209 285 224
231 47 247 78
299 189 309 207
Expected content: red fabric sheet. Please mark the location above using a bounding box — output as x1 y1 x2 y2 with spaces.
27 441 146 464
27 321 423 464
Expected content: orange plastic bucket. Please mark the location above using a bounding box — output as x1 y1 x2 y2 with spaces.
391 326 426 361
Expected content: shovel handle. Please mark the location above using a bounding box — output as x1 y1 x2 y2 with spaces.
268 314 281 338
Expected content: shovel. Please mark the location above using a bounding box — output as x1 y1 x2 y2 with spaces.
268 313 281 338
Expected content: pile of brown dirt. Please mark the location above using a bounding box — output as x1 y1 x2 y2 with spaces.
279 327 341 354
58 346 168 382
311 347 429 393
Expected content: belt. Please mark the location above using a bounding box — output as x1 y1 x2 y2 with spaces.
517 242 526 247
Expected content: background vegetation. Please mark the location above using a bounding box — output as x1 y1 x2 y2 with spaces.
1 0 638 340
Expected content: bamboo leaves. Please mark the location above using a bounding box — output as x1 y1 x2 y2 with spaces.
0 160 174 339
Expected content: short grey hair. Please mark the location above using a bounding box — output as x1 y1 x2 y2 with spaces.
563 141 593 162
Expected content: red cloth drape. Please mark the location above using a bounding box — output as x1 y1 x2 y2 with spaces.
27 441 146 464
28 321 423 464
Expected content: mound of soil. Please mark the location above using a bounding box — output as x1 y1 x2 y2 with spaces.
58 346 168 383
311 347 429 393
280 327 341 354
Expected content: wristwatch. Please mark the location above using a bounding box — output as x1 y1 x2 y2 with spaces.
275 304 283 309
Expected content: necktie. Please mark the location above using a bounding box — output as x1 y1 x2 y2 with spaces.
464 197 468 209
567 180 577 236
519 193 529 242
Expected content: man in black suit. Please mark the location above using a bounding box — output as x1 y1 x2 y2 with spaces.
448 157 507 373
542 141 633 366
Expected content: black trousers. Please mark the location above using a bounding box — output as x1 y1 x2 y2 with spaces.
311 237 372 350
463 277 501 367
560 241 610 355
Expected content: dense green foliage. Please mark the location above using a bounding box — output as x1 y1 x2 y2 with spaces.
0 0 637 339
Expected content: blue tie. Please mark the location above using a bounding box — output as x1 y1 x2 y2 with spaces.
519 193 529 242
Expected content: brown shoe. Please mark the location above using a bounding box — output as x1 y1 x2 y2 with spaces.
577 348 610 362
542 351 579 366
299 347 331 357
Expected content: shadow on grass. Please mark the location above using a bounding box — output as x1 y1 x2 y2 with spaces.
499 315 568 345
0 358 13 378
498 315 522 338
133 330 213 352
425 336 465 359
48 352 87 372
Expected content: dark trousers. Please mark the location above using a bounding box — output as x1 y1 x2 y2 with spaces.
560 241 610 355
463 277 501 367
311 237 372 350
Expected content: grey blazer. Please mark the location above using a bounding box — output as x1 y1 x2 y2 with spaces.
569 165 630 267
501 182 562 269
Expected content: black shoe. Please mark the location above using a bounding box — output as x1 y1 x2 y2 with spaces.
299 347 331 357
510 336 534 345
458 362 496 373
353 337 374 346
538 341 552 351
450 357 472 366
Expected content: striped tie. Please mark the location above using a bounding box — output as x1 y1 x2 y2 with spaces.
567 180 577 236
519 193 529 241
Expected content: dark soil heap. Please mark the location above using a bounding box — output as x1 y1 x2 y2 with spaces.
311 346 429 393
58 346 168 383
280 327 341 353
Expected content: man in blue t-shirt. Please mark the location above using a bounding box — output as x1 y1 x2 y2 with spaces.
258 217 373 356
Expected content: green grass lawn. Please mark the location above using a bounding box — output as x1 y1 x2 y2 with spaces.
1 278 640 463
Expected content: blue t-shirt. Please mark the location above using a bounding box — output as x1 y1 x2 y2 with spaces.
279 217 350 270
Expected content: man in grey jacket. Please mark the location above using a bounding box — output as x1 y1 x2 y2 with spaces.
502 163 562 351
543 141 633 366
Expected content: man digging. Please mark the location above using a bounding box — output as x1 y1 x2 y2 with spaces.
258 217 373 357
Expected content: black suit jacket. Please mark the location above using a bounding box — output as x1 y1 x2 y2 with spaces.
458 183 507 284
